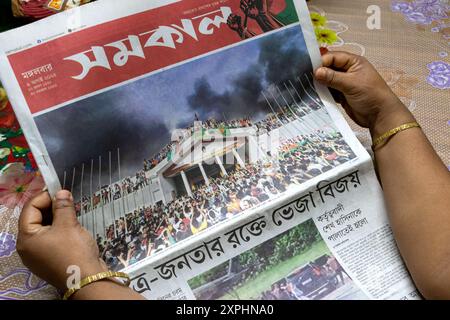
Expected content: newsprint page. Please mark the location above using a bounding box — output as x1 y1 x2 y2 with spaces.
0 0 420 300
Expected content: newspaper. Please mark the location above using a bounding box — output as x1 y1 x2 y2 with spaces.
0 0 420 300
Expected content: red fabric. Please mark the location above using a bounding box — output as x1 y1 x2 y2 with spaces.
0 101 18 130
19 0 54 19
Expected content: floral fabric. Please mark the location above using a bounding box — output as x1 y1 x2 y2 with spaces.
0 0 449 300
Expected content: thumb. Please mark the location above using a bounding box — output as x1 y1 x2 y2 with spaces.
314 67 353 94
52 190 79 227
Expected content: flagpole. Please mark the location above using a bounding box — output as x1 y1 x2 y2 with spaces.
71 167 78 221
62 171 67 190
109 151 117 238
71 167 76 194
281 83 322 145
99 156 106 238
118 148 128 234
262 91 292 140
140 175 146 218
80 163 85 229
118 149 129 214
273 86 317 142
90 159 95 238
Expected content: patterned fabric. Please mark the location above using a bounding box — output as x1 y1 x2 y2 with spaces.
0 163 57 299
390 0 450 89
308 0 449 165
0 0 449 300
11 0 96 19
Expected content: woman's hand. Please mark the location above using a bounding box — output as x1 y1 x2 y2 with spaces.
314 51 415 138
17 190 107 292
315 52 450 299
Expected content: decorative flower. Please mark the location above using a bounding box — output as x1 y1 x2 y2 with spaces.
0 232 16 258
429 11 449 20
427 61 450 89
315 28 338 45
391 0 449 25
427 60 450 74
412 0 448 16
0 167 44 209
427 72 450 89
0 87 6 104
0 268 52 299
406 11 433 24
310 12 327 28
391 1 414 13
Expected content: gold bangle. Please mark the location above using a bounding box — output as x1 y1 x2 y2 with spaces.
62 271 130 300
372 121 421 150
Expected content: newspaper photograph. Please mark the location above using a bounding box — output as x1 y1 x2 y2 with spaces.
0 0 421 300
124 165 419 301
187 219 368 300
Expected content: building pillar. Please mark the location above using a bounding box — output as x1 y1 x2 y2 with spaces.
198 163 210 186
249 135 268 161
147 178 155 206
232 148 246 168
180 171 193 197
215 155 228 176
157 176 168 204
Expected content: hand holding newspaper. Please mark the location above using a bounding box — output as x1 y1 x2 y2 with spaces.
0 0 420 300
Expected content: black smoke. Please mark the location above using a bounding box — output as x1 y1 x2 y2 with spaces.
186 27 312 121
258 27 313 85
187 63 266 120
35 89 172 192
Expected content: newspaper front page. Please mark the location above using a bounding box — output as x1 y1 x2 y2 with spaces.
0 0 420 300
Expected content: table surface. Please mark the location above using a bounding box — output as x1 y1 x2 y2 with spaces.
0 0 449 300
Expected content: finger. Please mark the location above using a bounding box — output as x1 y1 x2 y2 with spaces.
314 67 353 93
52 190 79 227
19 191 52 235
321 51 359 72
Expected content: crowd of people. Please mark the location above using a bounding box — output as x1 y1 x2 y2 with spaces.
140 98 322 172
68 97 358 271
75 103 322 214
95 128 356 271
255 102 323 133
143 143 174 171
200 117 253 130
142 117 254 172
74 170 149 215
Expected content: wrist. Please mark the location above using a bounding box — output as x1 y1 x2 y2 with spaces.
59 260 108 292
69 276 124 300
369 98 415 140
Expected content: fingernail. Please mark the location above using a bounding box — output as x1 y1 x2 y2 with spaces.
315 67 327 80
55 190 73 201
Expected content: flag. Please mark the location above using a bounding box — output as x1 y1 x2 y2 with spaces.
218 126 230 136
271 0 298 26
167 149 174 161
